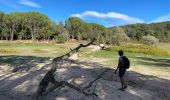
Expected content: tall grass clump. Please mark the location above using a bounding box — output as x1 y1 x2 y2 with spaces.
107 44 170 56
33 48 44 53
0 49 17 54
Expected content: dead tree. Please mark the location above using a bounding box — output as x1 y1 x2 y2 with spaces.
98 44 106 50
35 39 110 99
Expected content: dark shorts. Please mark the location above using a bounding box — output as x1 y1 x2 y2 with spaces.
119 68 126 77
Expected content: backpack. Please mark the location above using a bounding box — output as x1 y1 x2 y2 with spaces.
122 56 130 69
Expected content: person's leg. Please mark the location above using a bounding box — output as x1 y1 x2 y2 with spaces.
119 69 126 90
123 69 127 88
122 77 127 89
119 77 124 88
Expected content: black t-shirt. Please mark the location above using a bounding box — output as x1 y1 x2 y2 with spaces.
118 56 125 69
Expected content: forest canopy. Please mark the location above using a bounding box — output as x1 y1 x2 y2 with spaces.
0 11 170 43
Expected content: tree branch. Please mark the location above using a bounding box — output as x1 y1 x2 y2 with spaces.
35 38 96 99
42 68 110 98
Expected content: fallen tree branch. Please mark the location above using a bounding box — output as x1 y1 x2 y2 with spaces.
98 44 106 50
43 80 98 97
35 39 96 99
42 68 110 98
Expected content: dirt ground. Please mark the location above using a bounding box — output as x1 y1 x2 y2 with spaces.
0 57 170 100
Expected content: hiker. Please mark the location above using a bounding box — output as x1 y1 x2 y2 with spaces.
115 50 130 90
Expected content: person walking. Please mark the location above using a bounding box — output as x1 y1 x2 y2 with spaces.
115 50 130 91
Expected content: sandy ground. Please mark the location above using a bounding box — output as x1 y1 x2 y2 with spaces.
0 45 170 100
0 59 170 100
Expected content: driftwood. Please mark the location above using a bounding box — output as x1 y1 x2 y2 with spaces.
43 68 109 98
35 39 110 99
92 43 106 50
98 44 106 50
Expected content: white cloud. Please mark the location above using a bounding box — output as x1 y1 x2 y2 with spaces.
19 0 41 8
151 14 170 23
71 11 144 26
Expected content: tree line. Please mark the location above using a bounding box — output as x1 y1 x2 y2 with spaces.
121 22 170 42
0 11 170 44
0 11 57 41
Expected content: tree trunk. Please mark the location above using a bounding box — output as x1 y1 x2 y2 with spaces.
11 31 13 41
31 27 34 40
71 33 74 39
66 34 69 42
35 39 96 99
10 26 13 41
10 24 15 41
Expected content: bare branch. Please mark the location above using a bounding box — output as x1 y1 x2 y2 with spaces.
98 44 106 50
42 68 110 98
35 38 96 99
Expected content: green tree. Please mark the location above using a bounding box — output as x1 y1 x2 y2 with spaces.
25 12 53 40
0 12 5 40
111 27 130 45
3 13 21 40
65 17 85 40
55 33 67 43
56 23 69 41
90 23 106 43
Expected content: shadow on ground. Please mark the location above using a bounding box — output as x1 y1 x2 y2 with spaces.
0 56 170 100
0 55 50 71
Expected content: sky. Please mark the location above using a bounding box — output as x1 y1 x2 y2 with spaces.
0 0 170 27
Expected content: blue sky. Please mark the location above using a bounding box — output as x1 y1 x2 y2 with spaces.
0 0 170 26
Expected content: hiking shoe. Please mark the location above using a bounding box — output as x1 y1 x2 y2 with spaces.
124 86 127 89
118 88 125 91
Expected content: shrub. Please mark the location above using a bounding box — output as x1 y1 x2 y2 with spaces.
55 33 67 43
111 27 130 45
141 35 159 45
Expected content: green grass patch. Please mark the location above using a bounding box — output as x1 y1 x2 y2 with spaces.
108 44 170 57
32 48 44 53
0 42 74 57
91 50 117 58
82 49 143 59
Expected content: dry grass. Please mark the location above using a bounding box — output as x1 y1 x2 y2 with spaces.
0 42 170 80
156 43 170 54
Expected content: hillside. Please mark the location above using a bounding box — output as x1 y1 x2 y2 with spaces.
121 21 170 42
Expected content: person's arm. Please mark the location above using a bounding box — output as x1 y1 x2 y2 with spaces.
115 57 121 74
114 66 119 74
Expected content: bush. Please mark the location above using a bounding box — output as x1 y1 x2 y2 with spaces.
55 34 67 43
111 27 130 45
141 35 159 45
